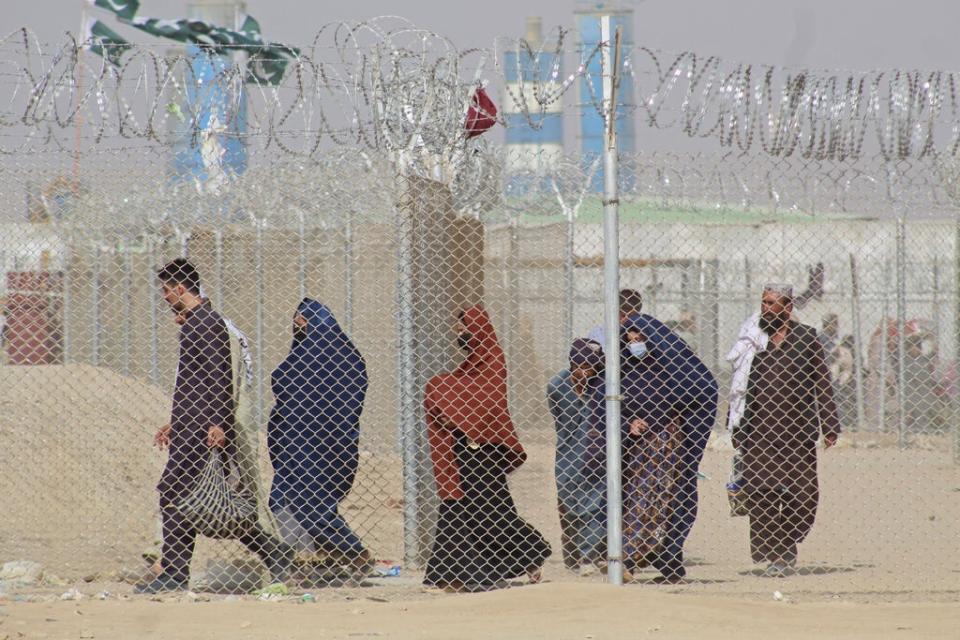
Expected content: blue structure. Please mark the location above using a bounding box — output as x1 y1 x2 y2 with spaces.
575 2 635 191
170 45 248 189
502 17 564 196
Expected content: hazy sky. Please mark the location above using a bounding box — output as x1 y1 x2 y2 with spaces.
8 0 960 72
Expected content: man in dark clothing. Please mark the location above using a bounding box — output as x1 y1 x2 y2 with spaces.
733 284 840 578
136 259 292 594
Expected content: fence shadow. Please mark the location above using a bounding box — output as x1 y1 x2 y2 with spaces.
738 564 859 577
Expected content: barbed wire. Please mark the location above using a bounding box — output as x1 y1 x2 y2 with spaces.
631 47 960 161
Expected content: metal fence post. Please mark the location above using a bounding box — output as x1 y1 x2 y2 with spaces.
122 240 133 376
601 15 623 586
564 205 575 350
255 221 265 428
849 254 866 430
879 259 890 432
896 217 907 449
149 237 159 386
61 240 72 364
214 228 224 309
954 217 960 464
345 207 355 335
297 211 307 303
394 175 420 568
91 244 101 367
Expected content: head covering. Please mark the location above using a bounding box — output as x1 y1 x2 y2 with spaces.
424 305 525 499
269 298 368 505
569 338 604 370
763 283 794 300
621 315 656 366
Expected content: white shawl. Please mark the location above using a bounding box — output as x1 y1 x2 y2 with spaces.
725 313 769 431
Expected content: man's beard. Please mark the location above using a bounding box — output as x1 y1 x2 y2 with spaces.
293 326 308 341
759 312 790 335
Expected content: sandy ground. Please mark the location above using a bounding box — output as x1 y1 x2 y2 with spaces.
2 365 958 606
1 583 959 640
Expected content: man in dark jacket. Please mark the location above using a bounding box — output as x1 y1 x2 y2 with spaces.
136 259 291 594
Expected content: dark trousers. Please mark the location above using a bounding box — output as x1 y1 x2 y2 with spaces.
649 395 716 578
161 505 283 582
559 505 606 569
747 485 818 564
286 498 364 556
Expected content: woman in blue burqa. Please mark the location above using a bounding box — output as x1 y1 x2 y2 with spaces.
268 299 371 574
584 317 680 581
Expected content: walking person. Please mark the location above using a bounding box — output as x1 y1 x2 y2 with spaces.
546 338 606 574
267 299 372 576
137 259 292 594
617 312 718 583
619 323 681 579
731 284 840 577
423 305 551 591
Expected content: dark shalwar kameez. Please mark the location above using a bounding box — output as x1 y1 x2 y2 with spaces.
737 321 840 565
157 301 284 582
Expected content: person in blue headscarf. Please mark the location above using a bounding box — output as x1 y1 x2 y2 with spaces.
621 312 718 583
619 324 681 578
546 338 607 574
268 299 371 575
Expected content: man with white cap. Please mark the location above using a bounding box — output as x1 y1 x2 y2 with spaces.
729 283 840 577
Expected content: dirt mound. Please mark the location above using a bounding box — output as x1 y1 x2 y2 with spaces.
0 365 168 579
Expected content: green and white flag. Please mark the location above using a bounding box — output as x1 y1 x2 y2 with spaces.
85 18 131 67
87 0 140 21
124 14 299 85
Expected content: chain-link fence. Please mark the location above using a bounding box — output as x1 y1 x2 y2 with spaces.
0 19 958 602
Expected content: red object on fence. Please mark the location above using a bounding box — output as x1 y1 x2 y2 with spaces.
465 86 498 138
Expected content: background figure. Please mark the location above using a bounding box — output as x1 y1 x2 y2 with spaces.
902 334 940 435
547 339 606 575
733 284 840 578
423 305 551 591
268 299 371 575
139 260 291 594
818 313 840 363
830 335 858 430
586 288 645 346
665 311 699 353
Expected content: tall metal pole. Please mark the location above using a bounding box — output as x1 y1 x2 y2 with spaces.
849 254 865 431
879 260 889 432
62 240 72 364
896 217 907 448
214 228 224 308
91 245 101 367
601 16 623 586
149 238 159 386
395 180 419 568
297 211 307 302
954 218 960 464
564 203 576 350
255 222 265 428
122 241 133 376
344 207 355 335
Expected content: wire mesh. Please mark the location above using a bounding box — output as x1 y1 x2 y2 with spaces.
0 21 957 602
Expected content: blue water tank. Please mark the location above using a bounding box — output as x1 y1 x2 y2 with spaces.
575 2 635 191
502 17 564 195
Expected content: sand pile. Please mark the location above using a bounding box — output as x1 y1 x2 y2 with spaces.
0 365 169 579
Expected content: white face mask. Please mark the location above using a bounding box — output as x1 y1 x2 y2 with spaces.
628 341 648 359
